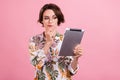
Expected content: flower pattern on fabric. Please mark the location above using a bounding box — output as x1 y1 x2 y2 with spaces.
29 32 78 80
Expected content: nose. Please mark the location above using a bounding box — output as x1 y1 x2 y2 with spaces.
49 18 53 23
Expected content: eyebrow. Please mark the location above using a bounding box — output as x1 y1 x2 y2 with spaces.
43 15 57 17
43 16 49 18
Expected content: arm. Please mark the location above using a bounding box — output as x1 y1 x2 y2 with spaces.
68 44 82 74
28 36 50 69
71 57 79 71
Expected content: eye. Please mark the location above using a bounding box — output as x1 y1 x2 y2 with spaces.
43 16 49 20
54 16 57 19
53 15 57 19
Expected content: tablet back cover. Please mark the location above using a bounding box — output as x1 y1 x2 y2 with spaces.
59 28 84 56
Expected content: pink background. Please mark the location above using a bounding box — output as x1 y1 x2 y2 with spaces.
0 0 120 80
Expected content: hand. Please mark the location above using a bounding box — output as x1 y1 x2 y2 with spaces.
43 30 56 54
73 44 82 58
45 30 56 45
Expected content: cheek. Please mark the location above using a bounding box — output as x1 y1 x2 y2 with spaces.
55 19 58 25
42 21 48 27
42 21 47 24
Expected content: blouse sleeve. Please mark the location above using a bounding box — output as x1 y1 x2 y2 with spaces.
28 36 47 68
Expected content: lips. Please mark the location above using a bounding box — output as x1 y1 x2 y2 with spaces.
47 25 53 27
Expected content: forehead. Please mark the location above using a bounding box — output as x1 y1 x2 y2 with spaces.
43 9 56 16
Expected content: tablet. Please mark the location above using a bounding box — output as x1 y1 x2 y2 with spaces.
59 28 84 56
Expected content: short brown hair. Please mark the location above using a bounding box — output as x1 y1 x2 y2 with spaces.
38 3 65 26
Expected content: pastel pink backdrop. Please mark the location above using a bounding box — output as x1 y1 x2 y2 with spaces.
0 0 120 80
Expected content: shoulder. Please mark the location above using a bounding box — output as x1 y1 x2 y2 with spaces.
29 33 45 43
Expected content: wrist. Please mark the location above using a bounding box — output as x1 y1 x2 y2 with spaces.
73 56 79 61
43 42 50 54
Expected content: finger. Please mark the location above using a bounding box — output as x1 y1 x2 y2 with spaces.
78 49 82 52
49 30 55 38
74 45 78 49
74 48 82 52
73 49 77 52
77 48 82 52
77 45 81 49
52 30 56 37
74 50 80 56
74 50 82 56
48 31 54 39
76 54 82 57
75 44 81 49
76 51 82 55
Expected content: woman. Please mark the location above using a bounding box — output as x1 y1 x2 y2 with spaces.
29 3 82 80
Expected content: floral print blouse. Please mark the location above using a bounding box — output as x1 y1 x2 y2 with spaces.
29 32 78 80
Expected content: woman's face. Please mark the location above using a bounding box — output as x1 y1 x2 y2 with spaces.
42 9 58 32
